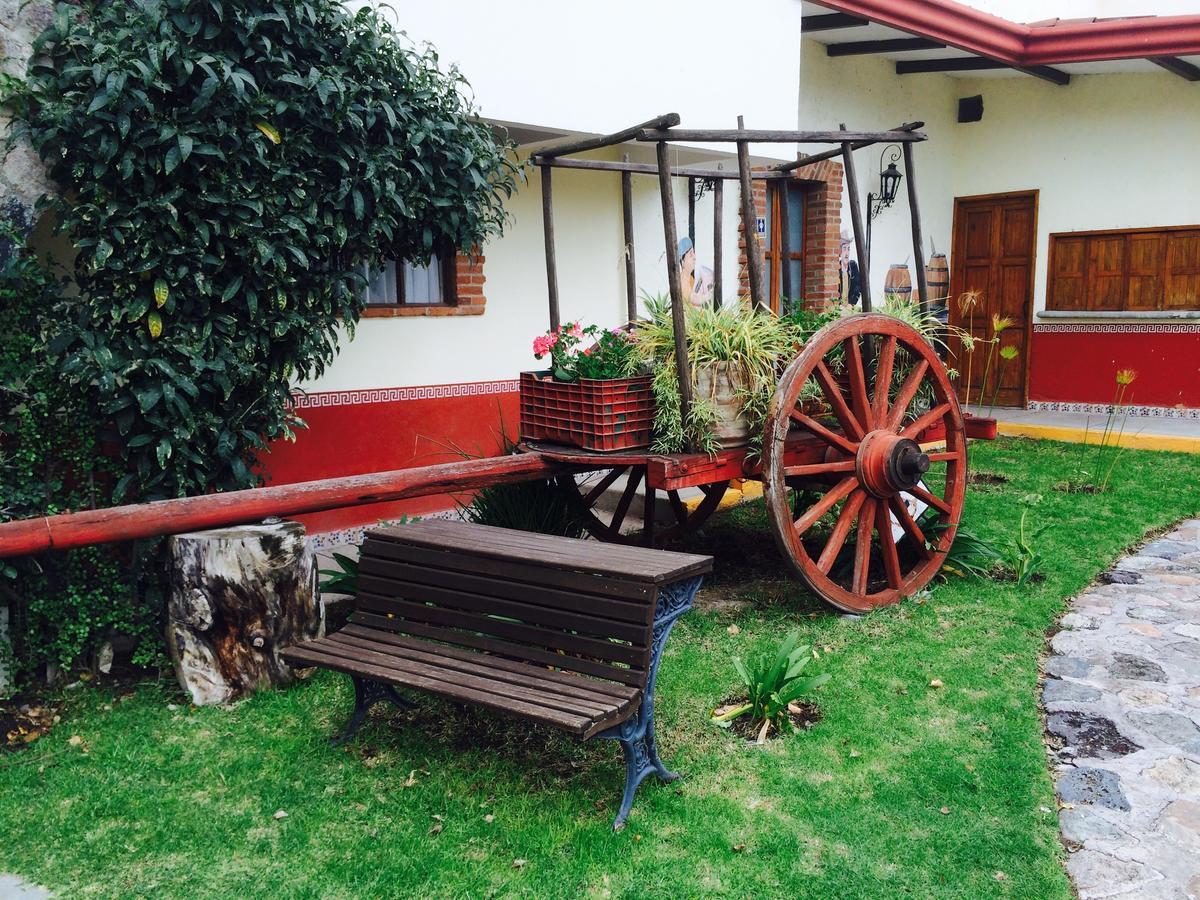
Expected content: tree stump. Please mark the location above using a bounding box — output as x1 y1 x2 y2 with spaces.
167 520 322 705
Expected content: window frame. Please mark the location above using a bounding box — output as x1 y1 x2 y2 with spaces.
1046 224 1200 314
361 252 459 310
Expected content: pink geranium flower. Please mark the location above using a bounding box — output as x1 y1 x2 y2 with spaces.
532 333 558 357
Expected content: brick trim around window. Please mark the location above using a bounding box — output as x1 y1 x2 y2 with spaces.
737 159 844 310
361 253 487 318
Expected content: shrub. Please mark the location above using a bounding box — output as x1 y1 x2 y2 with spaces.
13 0 519 504
0 227 157 689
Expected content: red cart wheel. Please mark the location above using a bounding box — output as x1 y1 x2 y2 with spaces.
763 313 967 613
559 466 729 547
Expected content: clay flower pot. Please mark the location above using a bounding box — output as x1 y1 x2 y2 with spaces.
695 361 751 448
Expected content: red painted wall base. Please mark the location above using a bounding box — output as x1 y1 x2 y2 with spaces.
1029 329 1200 409
260 382 519 534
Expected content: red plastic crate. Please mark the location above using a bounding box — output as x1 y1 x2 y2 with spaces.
519 371 655 452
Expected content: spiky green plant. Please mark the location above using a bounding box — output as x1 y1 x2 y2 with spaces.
636 294 801 455
711 631 831 743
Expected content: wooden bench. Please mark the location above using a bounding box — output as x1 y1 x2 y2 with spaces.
282 520 713 828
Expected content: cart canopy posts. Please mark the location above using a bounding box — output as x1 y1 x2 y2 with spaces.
529 113 931 447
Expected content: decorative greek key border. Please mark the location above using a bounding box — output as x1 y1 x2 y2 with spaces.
291 379 519 410
1028 401 1200 419
1033 322 1200 334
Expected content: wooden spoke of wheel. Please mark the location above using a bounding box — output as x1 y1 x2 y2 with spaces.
789 408 858 456
889 495 932 560
844 335 872 430
560 467 730 548
813 361 865 441
852 498 875 595
817 489 867 574
885 359 930 431
784 459 857 479
793 476 857 534
900 403 952 440
871 335 896 425
763 313 969 614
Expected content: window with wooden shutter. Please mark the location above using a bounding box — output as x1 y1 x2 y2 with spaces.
1047 226 1200 312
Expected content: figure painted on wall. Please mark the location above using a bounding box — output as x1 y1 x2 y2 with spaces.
678 237 714 309
838 230 861 307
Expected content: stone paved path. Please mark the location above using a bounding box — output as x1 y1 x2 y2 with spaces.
1045 519 1200 899
0 874 51 898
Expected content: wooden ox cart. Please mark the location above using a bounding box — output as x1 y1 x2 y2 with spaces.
0 114 990 616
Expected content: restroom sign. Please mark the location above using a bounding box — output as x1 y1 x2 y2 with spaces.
755 216 766 234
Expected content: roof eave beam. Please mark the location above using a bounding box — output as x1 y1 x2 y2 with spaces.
827 38 945 56
802 12 868 32
1148 56 1200 81
895 57 1069 85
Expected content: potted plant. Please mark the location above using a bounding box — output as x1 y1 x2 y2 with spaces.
519 321 652 452
636 296 800 455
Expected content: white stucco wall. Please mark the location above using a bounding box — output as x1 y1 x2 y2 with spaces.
798 39 962 304
802 43 1200 319
950 69 1200 315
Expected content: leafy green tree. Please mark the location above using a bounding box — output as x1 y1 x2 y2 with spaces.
17 0 518 502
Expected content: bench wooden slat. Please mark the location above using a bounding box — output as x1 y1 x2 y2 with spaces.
357 556 654 625
284 645 615 736
368 520 713 584
363 539 654 601
350 611 646 687
355 571 650 644
337 624 639 701
316 633 626 718
353 591 648 667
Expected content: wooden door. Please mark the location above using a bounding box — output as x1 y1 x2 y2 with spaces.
948 191 1037 409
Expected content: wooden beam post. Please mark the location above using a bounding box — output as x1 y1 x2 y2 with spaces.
736 116 766 310
713 175 723 309
621 154 638 323
902 141 929 312
535 112 681 159
540 164 560 330
655 140 694 449
687 176 696 242
778 179 793 310
839 124 872 312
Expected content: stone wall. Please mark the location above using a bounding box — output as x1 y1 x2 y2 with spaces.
0 0 54 243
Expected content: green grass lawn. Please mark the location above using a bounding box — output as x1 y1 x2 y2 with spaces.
3 437 1199 899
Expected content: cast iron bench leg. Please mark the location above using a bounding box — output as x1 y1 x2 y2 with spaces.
599 575 702 830
331 676 416 746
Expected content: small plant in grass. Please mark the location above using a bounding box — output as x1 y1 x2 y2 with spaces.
1003 510 1048 587
711 631 830 743
1057 367 1138 494
939 525 1006 580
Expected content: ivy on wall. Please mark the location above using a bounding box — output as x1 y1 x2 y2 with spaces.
16 0 519 503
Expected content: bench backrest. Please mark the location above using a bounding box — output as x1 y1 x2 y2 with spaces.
351 520 712 689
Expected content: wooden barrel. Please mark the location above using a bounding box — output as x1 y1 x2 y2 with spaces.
884 264 912 302
925 253 950 305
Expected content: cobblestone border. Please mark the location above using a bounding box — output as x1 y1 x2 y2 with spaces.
1044 520 1200 898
